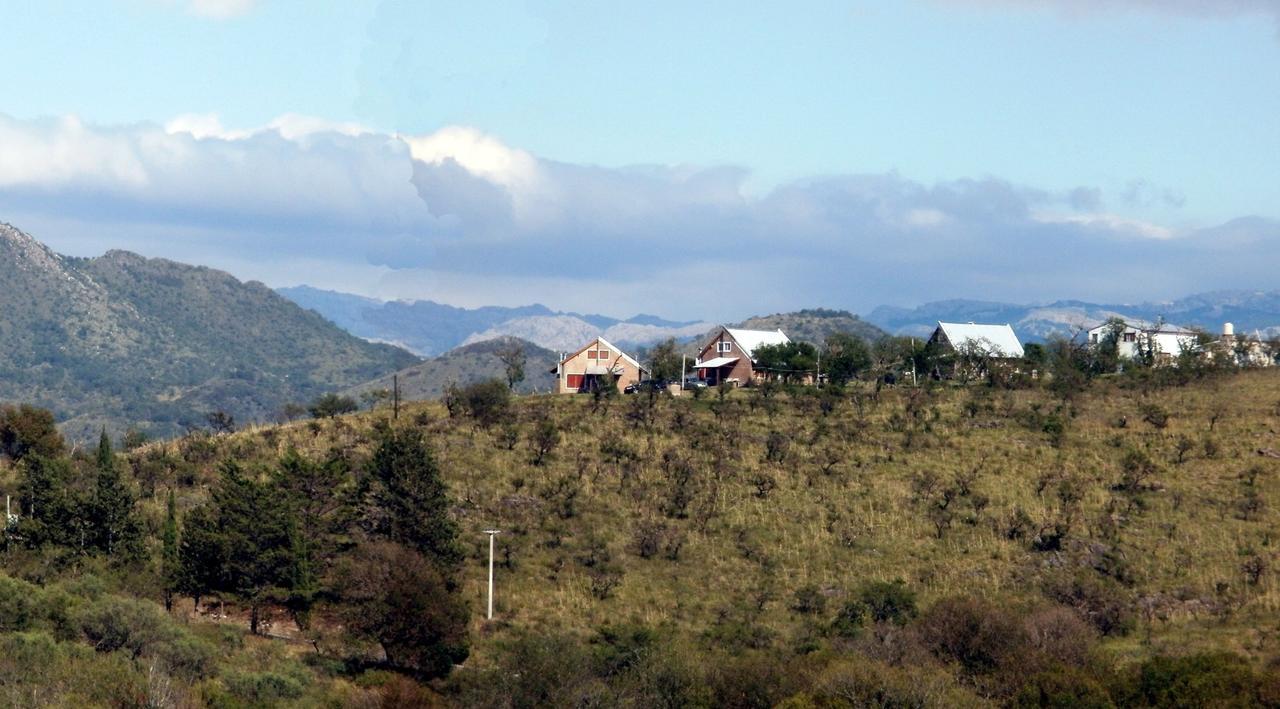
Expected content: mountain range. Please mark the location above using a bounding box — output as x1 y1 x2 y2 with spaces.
0 223 418 441
278 286 712 356
344 336 561 402
867 292 1280 343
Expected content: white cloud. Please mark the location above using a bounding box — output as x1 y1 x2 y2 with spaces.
186 0 257 19
938 0 1280 21
2 112 1277 317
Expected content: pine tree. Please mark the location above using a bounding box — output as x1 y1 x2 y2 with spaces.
162 489 180 612
89 428 143 558
365 421 461 569
274 448 351 629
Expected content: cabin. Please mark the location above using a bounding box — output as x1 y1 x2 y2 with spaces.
928 321 1024 378
550 337 646 394
1086 320 1199 365
929 321 1025 359
694 327 790 386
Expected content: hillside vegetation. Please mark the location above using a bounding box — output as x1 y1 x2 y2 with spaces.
0 223 418 441
2 362 1276 705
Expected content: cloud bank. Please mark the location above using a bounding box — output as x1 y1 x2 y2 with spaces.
0 112 1276 319
939 0 1280 22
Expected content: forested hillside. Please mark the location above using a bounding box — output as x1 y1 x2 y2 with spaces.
4 350 1280 705
0 223 418 441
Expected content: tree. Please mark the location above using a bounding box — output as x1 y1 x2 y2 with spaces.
308 393 359 419
162 489 180 612
496 340 527 390
88 429 144 559
181 461 298 633
0 404 65 462
363 422 461 569
332 541 469 678
274 448 352 628
205 410 236 435
647 338 683 382
752 342 819 383
15 454 80 549
444 379 511 427
823 333 871 385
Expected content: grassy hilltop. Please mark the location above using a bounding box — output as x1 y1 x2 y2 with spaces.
62 367 1277 705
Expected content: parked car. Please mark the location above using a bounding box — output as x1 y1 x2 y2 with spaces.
624 379 670 394
682 377 709 390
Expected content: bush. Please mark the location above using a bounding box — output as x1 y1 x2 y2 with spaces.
917 596 1026 676
1013 667 1115 708
857 580 918 625
445 379 511 427
223 671 305 704
1122 652 1268 708
307 393 359 419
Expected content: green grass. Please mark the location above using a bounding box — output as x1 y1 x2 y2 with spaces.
130 368 1280 674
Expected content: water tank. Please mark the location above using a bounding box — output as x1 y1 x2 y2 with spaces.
1224 322 1235 337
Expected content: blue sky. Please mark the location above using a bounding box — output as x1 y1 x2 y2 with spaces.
1 0 1278 319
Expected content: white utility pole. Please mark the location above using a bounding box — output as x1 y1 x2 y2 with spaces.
681 355 687 387
483 529 501 620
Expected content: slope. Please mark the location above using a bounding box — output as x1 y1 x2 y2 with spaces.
0 222 418 440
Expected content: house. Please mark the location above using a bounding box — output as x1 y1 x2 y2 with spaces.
927 322 1024 379
694 327 790 386
1086 320 1199 365
550 337 647 394
929 322 1025 359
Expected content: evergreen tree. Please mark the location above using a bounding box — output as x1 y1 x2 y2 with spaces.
16 454 79 548
178 503 224 612
364 422 461 569
89 428 144 558
162 489 180 612
209 461 297 634
274 448 351 628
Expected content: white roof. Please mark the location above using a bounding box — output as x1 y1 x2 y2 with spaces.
936 322 1024 358
1087 319 1195 335
695 356 739 368
723 327 790 359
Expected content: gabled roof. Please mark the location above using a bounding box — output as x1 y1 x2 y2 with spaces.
557 336 646 371
721 327 790 360
1087 319 1195 335
935 322 1024 358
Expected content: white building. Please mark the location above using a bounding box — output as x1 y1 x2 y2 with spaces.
929 321 1025 359
1086 320 1199 364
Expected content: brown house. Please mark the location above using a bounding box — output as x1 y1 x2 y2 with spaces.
694 327 790 386
550 337 647 394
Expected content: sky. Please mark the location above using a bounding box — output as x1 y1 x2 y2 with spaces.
0 0 1278 320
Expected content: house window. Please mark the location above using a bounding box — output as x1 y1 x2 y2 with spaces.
718 342 733 353
597 349 610 359
587 350 597 359
1090 333 1098 344
566 374 584 389
1123 332 1137 343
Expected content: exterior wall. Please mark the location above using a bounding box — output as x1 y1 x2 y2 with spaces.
1087 325 1143 360
555 339 644 394
696 329 756 385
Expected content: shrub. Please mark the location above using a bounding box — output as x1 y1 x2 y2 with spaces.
307 393 358 419
1123 652 1267 708
917 596 1026 676
1013 667 1115 708
445 379 511 427
223 671 305 704
857 580 918 625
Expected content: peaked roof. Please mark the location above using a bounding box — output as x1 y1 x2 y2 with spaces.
1086 319 1196 335
935 322 1024 358
722 327 790 359
559 336 645 370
